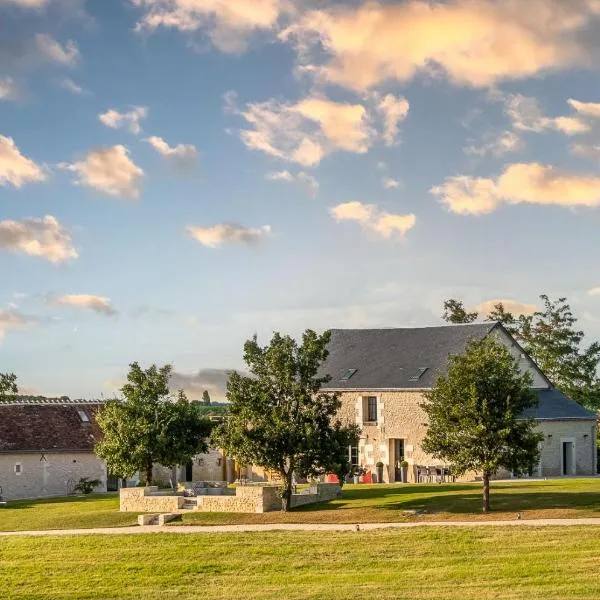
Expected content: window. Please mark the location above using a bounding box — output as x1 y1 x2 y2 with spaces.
340 368 357 381
364 396 377 423
14 463 22 476
77 409 90 423
348 445 359 467
409 367 428 381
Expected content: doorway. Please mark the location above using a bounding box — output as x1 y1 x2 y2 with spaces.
562 440 575 476
185 461 193 482
393 439 405 482
107 472 119 492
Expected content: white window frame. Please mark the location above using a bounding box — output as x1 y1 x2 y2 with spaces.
14 463 22 476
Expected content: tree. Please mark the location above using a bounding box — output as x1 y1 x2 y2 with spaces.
442 295 600 410
202 390 211 406
213 329 358 511
95 363 212 485
421 336 542 512
0 372 17 403
442 299 478 324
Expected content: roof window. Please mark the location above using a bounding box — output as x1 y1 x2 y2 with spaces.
340 368 357 381
77 409 90 423
409 367 428 381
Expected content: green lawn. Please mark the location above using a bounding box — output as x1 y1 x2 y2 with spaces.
2 479 600 531
1 528 599 599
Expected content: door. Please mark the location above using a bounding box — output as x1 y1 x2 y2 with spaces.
393 439 405 482
562 441 574 475
107 472 119 492
185 461 193 482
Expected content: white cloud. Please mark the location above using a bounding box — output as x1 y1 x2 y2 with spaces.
0 77 19 101
60 145 144 199
131 0 290 53
377 93 409 146
50 294 117 316
0 0 48 7
587 287 600 296
229 92 384 167
186 223 272 248
433 162 600 215
0 307 31 343
0 135 46 188
60 78 88 95
34 34 80 67
382 177 401 190
145 135 198 167
0 215 78 263
281 0 600 91
567 98 600 118
464 130 523 157
330 201 416 239
474 299 537 317
99 106 148 135
266 169 319 197
572 143 600 159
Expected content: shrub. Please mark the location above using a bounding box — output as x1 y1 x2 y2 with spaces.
73 477 101 495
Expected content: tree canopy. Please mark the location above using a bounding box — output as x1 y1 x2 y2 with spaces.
95 363 212 485
442 294 600 410
422 336 542 512
0 372 17 403
202 390 211 406
213 329 359 511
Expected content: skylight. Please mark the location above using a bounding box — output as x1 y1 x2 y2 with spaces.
409 367 428 381
340 368 357 381
77 409 90 423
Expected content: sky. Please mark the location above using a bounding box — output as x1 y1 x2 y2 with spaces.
2 0 600 401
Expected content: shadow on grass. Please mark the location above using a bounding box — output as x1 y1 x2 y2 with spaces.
4 493 119 510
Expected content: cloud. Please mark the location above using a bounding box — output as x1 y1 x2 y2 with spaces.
474 299 537 317
60 77 88 95
433 162 600 215
169 368 233 401
502 93 590 136
60 145 144 199
567 98 600 118
0 307 32 343
34 34 80 67
377 93 409 146
131 0 290 53
145 135 198 167
50 294 117 316
330 201 416 239
281 0 600 91
572 143 600 160
0 0 48 7
0 77 19 101
382 177 401 189
98 106 148 135
0 135 46 188
464 130 523 157
588 287 600 296
266 169 319 197
0 215 78 263
186 223 272 248
228 92 387 167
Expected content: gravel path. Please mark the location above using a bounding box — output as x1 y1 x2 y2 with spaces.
2 518 600 537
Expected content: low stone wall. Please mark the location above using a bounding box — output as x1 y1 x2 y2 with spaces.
120 486 184 512
120 482 341 513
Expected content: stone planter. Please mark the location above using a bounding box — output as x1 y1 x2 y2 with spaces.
353 475 360 485
400 466 408 483
376 465 384 483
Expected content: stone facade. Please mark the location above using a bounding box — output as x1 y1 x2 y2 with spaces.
336 390 597 482
0 452 108 501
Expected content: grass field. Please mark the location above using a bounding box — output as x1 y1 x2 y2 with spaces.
1 527 600 599
2 479 600 531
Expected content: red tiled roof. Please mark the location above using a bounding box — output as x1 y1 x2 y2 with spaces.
0 404 103 453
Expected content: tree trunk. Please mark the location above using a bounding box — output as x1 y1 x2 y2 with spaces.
280 470 294 512
482 470 490 513
145 459 153 487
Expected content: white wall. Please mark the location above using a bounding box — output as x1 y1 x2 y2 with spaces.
0 452 108 501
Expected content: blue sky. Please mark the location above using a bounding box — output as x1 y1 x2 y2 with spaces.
2 0 600 400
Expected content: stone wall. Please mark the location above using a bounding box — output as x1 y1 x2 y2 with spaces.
0 452 107 501
290 483 342 508
120 486 185 512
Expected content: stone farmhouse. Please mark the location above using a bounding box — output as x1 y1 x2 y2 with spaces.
320 322 598 483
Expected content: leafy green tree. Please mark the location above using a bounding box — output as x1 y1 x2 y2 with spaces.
95 363 212 485
0 372 17 403
442 299 478 324
442 295 600 410
213 330 358 511
202 390 211 406
422 337 542 512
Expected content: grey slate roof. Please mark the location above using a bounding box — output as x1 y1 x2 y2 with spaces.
320 323 496 390
320 324 597 422
528 389 596 420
